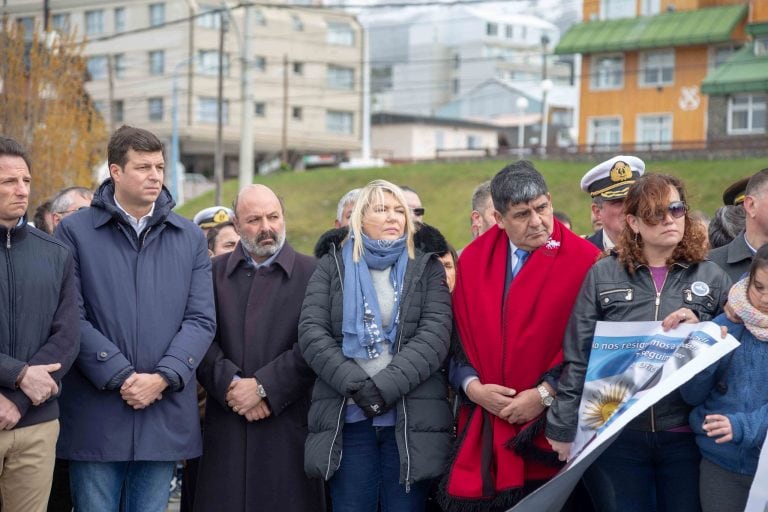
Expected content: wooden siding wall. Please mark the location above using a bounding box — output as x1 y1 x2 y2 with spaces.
578 47 711 146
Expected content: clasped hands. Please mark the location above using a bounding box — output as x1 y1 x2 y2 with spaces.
226 378 271 422
465 380 545 425
0 362 63 430
120 373 168 410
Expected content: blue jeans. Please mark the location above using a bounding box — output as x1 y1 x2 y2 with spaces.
583 429 701 512
329 419 429 512
69 460 175 512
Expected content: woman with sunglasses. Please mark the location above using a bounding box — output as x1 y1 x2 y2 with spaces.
545 174 731 512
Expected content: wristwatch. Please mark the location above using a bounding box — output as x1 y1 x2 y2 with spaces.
537 384 554 407
257 383 267 398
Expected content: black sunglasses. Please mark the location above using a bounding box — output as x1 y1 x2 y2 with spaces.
411 207 425 217
646 200 687 224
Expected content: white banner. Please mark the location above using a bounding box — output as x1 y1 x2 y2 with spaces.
509 321 739 512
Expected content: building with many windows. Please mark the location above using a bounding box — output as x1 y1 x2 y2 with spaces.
5 0 363 177
556 0 764 153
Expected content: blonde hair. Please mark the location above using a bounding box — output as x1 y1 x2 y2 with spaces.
347 179 416 262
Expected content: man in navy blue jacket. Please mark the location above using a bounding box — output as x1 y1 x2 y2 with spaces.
0 137 79 511
55 126 216 512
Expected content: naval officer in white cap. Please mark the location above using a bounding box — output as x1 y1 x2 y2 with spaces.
582 155 645 251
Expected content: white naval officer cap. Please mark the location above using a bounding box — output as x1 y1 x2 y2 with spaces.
580 155 645 200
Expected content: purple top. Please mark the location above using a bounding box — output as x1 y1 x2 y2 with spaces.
649 266 668 293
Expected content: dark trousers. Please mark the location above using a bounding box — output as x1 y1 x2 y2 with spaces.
582 429 701 512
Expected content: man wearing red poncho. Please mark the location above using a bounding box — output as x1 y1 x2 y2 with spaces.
440 161 599 511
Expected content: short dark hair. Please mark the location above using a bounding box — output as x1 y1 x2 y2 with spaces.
0 137 32 173
490 160 548 215
554 210 572 226
749 243 768 287
107 125 164 168
207 221 235 251
33 200 52 234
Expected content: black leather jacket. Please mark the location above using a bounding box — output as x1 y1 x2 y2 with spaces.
546 254 731 442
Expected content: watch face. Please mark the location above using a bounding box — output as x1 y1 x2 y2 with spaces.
543 396 554 407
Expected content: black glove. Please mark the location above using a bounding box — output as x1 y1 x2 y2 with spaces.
351 379 389 418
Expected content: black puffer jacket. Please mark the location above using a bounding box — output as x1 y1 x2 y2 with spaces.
299 230 453 486
546 254 731 442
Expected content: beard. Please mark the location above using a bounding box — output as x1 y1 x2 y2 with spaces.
241 228 286 259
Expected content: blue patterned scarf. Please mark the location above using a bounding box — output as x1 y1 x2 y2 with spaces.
341 233 408 359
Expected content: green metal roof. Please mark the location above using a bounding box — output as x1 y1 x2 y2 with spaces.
746 21 768 37
702 43 768 95
555 4 747 55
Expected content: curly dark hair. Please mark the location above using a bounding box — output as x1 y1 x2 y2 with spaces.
616 174 707 272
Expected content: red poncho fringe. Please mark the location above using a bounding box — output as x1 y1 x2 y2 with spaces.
441 221 599 511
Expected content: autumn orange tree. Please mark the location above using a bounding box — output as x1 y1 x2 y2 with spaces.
0 18 106 209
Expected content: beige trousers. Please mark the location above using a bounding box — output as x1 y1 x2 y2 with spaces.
0 419 59 512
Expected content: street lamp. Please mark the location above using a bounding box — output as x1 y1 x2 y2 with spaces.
540 78 553 156
515 96 529 160
170 56 196 205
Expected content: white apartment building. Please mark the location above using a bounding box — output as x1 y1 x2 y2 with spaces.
3 0 363 175
362 5 573 117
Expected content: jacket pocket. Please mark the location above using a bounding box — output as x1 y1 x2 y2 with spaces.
682 289 718 321
597 287 635 320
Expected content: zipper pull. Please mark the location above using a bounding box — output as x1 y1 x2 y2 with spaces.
625 289 633 300
685 289 693 302
655 294 660 307
5 230 10 249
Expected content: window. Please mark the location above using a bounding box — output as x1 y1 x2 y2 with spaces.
587 117 621 150
198 50 228 75
293 62 304 75
452 79 459 95
292 106 303 120
600 0 635 20
435 131 445 150
114 100 124 123
94 100 107 117
149 3 165 27
197 97 229 124
728 94 766 134
87 56 108 80
327 65 354 90
291 15 303 32
253 56 266 72
640 0 660 15
639 50 674 87
326 21 354 46
590 54 624 90
113 53 126 78
85 10 104 36
17 17 35 41
149 50 165 75
254 102 266 117
467 135 479 149
326 110 353 134
148 97 164 121
505 25 513 39
636 114 672 149
197 5 221 29
486 22 498 37
711 45 739 69
52 13 70 32
253 10 266 26
114 8 126 33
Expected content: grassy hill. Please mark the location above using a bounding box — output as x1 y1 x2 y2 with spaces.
177 158 767 255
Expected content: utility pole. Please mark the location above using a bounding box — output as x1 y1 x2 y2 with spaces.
281 54 288 167
239 5 253 188
43 0 49 31
214 11 227 206
107 54 116 133
540 34 550 155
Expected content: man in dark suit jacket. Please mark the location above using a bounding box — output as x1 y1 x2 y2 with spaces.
710 169 768 282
